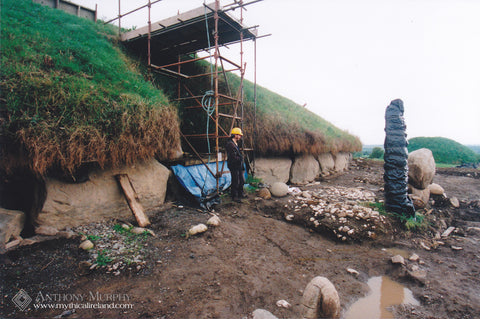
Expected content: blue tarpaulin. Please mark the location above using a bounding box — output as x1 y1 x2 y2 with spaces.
171 161 231 199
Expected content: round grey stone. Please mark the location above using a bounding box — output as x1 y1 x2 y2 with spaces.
270 182 289 197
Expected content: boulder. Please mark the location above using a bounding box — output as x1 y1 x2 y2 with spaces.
0 208 25 246
257 188 271 200
290 155 320 184
333 152 352 172
39 159 170 229
79 240 94 250
408 185 430 209
252 309 278 319
254 157 292 185
428 183 444 195
449 197 460 208
408 148 436 189
407 268 427 285
270 182 289 197
207 215 221 227
317 153 335 175
300 276 340 319
409 253 420 262
391 254 405 265
188 224 208 237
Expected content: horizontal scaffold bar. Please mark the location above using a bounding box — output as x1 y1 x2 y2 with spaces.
183 133 231 139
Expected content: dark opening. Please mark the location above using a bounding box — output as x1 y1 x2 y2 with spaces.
0 169 47 237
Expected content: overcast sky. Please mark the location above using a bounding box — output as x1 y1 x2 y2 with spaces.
75 0 480 145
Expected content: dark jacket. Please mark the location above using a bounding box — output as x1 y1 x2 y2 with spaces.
225 139 244 170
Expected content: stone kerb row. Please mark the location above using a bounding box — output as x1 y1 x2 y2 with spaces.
255 152 352 185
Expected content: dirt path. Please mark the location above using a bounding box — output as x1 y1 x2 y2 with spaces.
1 159 479 319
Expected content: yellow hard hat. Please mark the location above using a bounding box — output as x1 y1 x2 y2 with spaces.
231 127 243 136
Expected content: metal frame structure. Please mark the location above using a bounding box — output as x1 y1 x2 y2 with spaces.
108 0 262 191
33 0 98 22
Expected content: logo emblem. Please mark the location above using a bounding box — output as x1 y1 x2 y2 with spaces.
12 289 32 311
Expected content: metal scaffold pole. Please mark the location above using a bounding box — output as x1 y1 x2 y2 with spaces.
239 0 245 161
118 0 121 36
214 0 220 191
253 37 257 176
147 0 151 67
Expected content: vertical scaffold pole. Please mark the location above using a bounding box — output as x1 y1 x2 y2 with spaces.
214 0 220 191
148 0 151 67
239 1 245 156
177 55 181 99
118 0 121 36
253 37 257 176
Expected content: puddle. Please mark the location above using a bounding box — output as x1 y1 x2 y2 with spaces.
344 276 420 319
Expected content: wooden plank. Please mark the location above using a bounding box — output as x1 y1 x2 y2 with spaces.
115 174 150 227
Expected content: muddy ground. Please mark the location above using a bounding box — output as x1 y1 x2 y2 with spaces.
1 159 479 319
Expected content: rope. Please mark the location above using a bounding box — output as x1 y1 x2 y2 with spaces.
202 90 215 155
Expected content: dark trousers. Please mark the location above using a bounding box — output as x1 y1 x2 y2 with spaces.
230 169 245 199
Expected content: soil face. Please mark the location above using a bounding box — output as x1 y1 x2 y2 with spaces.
1 159 479 319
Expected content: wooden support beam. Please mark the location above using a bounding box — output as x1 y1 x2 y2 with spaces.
115 174 150 227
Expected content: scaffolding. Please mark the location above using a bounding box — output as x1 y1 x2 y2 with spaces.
109 0 262 191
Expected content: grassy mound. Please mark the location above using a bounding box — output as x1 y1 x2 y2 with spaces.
408 137 480 165
154 61 361 157
242 81 362 156
1 0 181 176
2 0 361 179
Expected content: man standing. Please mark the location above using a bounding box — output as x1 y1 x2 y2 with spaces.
225 127 245 202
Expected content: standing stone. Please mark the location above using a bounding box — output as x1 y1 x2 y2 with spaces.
408 148 436 189
317 153 335 176
290 155 320 184
333 152 351 172
300 276 340 319
254 158 292 185
383 99 415 217
39 159 170 229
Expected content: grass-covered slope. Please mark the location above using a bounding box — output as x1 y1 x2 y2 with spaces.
1 0 361 178
241 79 362 156
408 137 480 165
1 0 181 176
156 61 362 157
